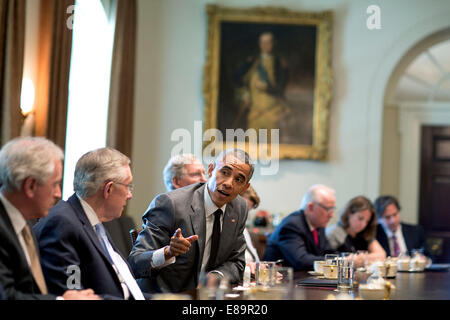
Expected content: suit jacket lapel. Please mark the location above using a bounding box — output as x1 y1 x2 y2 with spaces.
67 194 112 264
401 223 412 253
299 211 318 254
189 185 206 275
0 201 41 292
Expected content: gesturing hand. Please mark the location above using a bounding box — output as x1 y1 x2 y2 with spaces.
164 228 198 259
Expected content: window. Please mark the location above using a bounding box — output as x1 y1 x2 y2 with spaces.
63 0 115 200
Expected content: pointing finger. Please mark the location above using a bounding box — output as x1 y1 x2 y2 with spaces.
186 235 199 243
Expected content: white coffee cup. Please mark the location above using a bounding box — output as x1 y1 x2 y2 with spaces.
314 260 325 274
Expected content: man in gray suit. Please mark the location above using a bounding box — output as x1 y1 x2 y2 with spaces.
128 149 254 293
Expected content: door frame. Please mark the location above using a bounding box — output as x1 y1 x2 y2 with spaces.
398 102 450 224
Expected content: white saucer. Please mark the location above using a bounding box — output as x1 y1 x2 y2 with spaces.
232 285 251 291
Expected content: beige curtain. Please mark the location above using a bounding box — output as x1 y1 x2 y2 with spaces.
35 0 74 150
103 0 137 256
106 0 136 158
0 0 25 145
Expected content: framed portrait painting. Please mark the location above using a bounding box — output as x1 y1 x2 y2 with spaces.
203 5 333 160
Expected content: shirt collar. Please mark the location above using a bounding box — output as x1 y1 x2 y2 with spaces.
303 211 316 232
0 192 27 236
381 221 402 238
77 195 100 227
204 185 226 218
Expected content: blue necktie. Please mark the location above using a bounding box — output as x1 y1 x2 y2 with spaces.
95 223 114 263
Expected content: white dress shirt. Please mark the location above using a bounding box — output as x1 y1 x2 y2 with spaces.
381 222 408 256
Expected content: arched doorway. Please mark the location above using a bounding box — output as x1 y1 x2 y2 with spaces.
380 28 450 262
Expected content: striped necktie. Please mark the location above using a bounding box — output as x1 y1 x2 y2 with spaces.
392 234 400 257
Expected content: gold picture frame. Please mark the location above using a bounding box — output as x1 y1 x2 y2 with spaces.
203 5 333 160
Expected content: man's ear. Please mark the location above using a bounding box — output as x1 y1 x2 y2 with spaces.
207 163 215 178
103 181 114 199
307 201 315 212
172 177 181 189
22 177 37 199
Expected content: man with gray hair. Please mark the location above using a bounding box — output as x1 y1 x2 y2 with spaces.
0 137 99 300
263 184 337 270
34 147 147 300
129 148 254 293
162 153 206 191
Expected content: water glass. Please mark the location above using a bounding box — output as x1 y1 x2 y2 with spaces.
256 261 276 286
323 254 339 279
274 266 294 299
337 257 354 291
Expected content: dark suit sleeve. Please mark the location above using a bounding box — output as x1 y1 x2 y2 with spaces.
34 213 86 295
214 205 247 284
277 222 323 270
0 228 56 300
128 194 175 278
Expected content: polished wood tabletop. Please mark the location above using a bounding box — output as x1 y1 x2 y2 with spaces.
294 269 450 300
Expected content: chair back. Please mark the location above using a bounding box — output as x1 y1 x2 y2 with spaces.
129 228 141 246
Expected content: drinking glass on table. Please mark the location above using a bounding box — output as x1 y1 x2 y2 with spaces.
337 256 354 292
271 266 294 299
256 261 275 287
323 254 338 279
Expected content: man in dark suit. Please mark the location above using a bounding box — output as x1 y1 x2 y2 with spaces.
128 149 254 293
263 184 337 271
0 137 99 300
34 147 147 300
0 282 5 300
374 195 429 257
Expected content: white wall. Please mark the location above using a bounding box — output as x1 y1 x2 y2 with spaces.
128 0 450 227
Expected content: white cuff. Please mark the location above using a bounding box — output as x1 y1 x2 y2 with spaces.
208 270 224 278
151 246 176 269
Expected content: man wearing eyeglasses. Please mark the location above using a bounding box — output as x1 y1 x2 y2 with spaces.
163 153 206 192
263 184 337 270
34 148 148 300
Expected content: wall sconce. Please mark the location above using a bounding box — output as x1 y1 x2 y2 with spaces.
20 77 35 136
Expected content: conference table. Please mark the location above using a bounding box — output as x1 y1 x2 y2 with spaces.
293 269 450 300
181 268 450 300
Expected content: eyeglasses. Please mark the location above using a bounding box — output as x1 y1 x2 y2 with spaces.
114 182 135 193
314 201 336 213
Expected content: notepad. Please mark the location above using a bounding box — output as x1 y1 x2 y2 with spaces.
425 264 450 272
297 277 337 287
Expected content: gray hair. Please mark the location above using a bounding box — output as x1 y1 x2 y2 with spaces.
163 153 201 192
215 148 255 182
74 147 130 198
300 184 335 210
0 137 64 192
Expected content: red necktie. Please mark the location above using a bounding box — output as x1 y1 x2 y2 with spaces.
312 229 319 246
